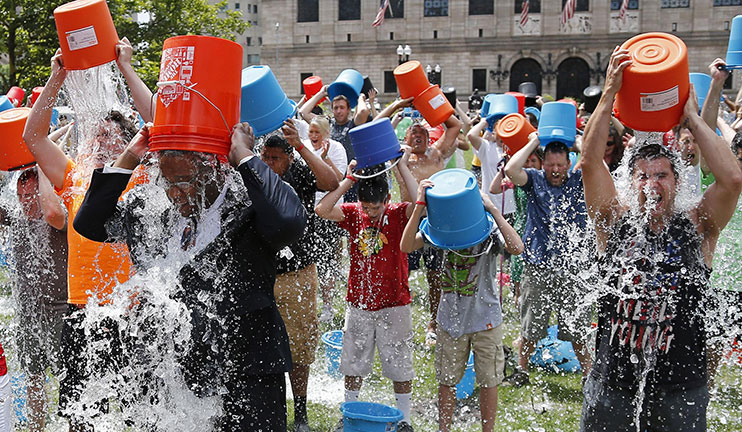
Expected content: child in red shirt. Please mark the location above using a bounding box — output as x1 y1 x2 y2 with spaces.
0 341 12 432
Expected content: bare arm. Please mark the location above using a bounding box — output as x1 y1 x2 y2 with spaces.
37 167 66 230
466 117 487 151
353 94 370 125
315 161 356 222
717 115 736 143
434 114 463 161
116 37 154 123
489 168 505 194
283 120 339 192
700 59 729 132
482 193 523 255
400 179 433 253
504 133 539 187
455 99 473 135
396 146 419 218
368 88 378 118
376 97 414 120
298 85 326 123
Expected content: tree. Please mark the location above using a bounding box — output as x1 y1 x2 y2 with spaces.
0 0 246 94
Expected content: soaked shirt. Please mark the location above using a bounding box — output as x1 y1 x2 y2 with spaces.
0 342 5 376
276 159 318 274
338 202 411 311
593 212 710 390
330 118 357 163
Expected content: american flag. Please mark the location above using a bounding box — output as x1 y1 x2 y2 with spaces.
372 0 390 27
519 0 529 27
619 0 630 22
561 0 575 27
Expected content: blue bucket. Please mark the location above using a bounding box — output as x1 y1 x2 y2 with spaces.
340 401 404 432
538 101 576 146
240 65 297 137
0 96 14 113
321 330 344 378
484 94 519 130
530 325 581 373
524 106 540 122
328 69 364 109
349 117 403 169
455 351 476 399
420 169 494 250
479 93 495 117
725 15 742 69
689 73 712 111
11 374 27 424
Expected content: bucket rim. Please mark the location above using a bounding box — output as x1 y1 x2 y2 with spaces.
244 99 297 137
419 212 495 251
340 401 404 422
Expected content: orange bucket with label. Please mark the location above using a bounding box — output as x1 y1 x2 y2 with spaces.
496 113 536 156
54 0 120 70
0 108 35 171
413 84 454 128
394 61 430 99
150 35 242 156
615 32 689 132
303 75 326 104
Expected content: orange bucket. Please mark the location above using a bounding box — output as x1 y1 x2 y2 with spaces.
496 113 536 156
54 0 120 70
0 108 35 171
413 84 454 128
394 61 430 99
615 32 689 132
150 35 242 156
303 75 326 104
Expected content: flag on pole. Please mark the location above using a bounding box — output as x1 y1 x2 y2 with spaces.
520 0 530 27
372 0 390 27
561 0 575 27
619 0 630 22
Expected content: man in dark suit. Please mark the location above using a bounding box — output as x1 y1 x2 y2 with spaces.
73 122 307 431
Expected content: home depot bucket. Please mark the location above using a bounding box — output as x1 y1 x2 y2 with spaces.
348 117 402 169
455 351 476 399
689 73 712 111
725 15 742 69
538 101 577 146
496 113 536 156
420 169 495 250
150 35 242 155
53 0 120 70
321 330 343 378
6 87 25 107
0 108 35 171
394 61 430 99
484 94 519 130
340 402 403 432
328 69 363 109
615 32 689 132
506 91 526 115
413 84 454 128
241 65 297 137
303 75 326 104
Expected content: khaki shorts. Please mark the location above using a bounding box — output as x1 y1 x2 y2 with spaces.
340 304 415 382
274 263 319 365
435 325 505 388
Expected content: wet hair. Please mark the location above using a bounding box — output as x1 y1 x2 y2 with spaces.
17 166 38 186
525 112 539 127
732 131 742 154
407 122 429 140
358 172 389 204
544 141 569 161
310 116 331 139
332 95 350 109
264 134 293 155
105 110 137 142
532 147 545 161
628 143 679 179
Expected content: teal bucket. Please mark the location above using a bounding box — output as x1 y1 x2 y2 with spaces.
689 73 712 112
725 15 742 69
11 374 27 424
321 330 343 379
455 351 476 399
0 96 14 113
328 69 364 109
341 401 404 432
538 101 576 146
240 65 297 137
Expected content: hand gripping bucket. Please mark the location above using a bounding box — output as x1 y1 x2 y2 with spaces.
506 91 526 115
538 101 577 147
689 73 712 112
321 330 343 378
484 94 519 130
496 113 536 156
614 32 689 132
412 84 454 128
349 117 403 170
241 65 297 137
420 169 495 250
340 402 404 432
328 69 364 109
0 108 35 171
455 351 476 399
725 15 742 69
150 35 242 155
53 0 120 70
302 75 326 104
394 61 430 99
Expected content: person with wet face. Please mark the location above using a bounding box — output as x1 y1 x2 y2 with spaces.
579 47 742 432
0 167 67 432
259 119 338 431
504 131 592 382
315 148 418 431
73 122 307 431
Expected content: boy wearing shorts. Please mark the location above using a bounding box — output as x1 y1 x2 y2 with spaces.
315 149 418 431
400 179 524 432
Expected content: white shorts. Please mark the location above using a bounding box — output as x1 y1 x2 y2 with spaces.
340 304 415 382
0 374 12 432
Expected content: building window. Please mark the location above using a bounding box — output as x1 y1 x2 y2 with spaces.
561 0 589 11
254 4 258 13
246 37 252 46
713 0 741 5
298 0 319 22
305 35 310 43
258 37 263 45
478 28 483 37
384 0 404 19
610 0 638 9
469 0 493 15
433 30 438 39
247 54 260 64
515 0 541 13
235 2 240 9
424 0 448 17
384 71 397 94
300 73 313 94
339 0 361 20
390 32 394 40
472 68 487 92
347 33 352 42
661 0 689 7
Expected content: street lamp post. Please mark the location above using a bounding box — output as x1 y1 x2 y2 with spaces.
275 22 280 65
397 44 411 65
426 64 441 86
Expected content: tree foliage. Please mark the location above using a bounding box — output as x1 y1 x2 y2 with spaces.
0 0 246 94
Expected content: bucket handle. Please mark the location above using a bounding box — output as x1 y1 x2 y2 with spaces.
155 81 231 133
352 156 402 179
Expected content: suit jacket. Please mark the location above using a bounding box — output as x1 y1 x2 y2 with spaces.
73 157 307 383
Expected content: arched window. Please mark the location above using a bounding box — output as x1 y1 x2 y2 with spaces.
510 58 543 95
557 57 590 100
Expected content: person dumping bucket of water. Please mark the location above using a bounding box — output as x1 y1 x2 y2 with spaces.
399 169 524 432
579 47 742 432
314 147 419 432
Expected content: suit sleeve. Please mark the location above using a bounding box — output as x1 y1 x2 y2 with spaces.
238 157 307 253
73 168 131 243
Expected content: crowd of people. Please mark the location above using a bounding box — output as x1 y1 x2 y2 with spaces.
0 35 741 432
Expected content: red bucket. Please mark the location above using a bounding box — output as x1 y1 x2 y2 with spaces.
505 92 526 115
54 0 120 70
7 87 25 107
150 35 242 156
0 108 35 171
303 75 326 104
30 87 44 107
